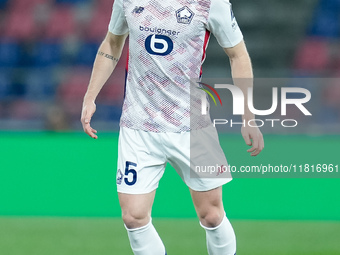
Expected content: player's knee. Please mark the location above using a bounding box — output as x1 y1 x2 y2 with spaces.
122 211 150 229
199 209 224 228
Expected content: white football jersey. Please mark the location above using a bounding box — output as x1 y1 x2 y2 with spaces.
109 0 243 132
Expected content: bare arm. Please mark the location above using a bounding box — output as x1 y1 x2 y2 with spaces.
81 32 128 139
224 41 264 156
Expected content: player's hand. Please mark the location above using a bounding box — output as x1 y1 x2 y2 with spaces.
241 125 264 156
81 101 98 139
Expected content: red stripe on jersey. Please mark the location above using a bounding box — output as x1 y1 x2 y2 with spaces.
126 47 129 71
123 47 129 99
200 30 211 77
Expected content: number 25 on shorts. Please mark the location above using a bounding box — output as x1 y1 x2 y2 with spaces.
124 161 137 186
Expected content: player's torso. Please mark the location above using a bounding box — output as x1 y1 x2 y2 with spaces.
123 0 210 74
121 0 212 132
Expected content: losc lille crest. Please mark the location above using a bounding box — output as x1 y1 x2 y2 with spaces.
176 6 194 24
116 169 123 185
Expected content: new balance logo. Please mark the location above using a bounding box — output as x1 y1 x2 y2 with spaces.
132 6 144 14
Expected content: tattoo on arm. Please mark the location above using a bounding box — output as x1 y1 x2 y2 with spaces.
97 51 119 62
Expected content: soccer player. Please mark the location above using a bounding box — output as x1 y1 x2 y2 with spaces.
81 0 264 254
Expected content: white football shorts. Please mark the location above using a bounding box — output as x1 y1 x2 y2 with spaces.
116 125 232 194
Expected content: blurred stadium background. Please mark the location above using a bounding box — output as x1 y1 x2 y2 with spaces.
0 0 339 254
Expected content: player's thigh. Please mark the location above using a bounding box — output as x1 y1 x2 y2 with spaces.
119 190 156 229
190 186 225 227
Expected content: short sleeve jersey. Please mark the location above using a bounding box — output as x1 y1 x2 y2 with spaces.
109 0 243 132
